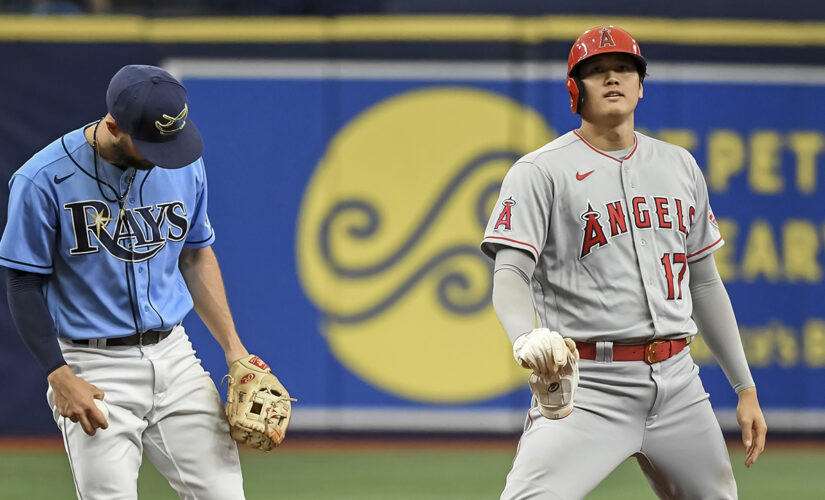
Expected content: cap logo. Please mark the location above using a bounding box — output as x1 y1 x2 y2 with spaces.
155 104 188 136
599 28 616 48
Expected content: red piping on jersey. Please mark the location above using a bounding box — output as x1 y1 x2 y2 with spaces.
687 236 724 259
573 130 638 162
484 236 539 260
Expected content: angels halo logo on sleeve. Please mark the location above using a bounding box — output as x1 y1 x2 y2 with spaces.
494 197 516 231
296 86 554 403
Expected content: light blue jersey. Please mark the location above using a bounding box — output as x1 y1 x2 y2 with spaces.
0 125 215 339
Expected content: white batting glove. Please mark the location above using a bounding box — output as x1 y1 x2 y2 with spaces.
529 350 579 419
512 328 579 376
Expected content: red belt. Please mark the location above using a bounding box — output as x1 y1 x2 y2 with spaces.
576 339 688 364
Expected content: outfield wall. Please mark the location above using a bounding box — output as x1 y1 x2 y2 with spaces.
0 16 823 434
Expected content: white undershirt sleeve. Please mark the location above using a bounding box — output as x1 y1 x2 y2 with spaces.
492 247 538 344
689 254 755 393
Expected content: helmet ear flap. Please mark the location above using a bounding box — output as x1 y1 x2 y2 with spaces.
567 76 584 114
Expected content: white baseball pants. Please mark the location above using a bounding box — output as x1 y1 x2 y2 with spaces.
48 326 245 500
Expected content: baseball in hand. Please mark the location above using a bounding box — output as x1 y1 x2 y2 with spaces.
94 399 109 422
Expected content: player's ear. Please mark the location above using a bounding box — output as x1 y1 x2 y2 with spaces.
638 80 644 100
104 116 124 137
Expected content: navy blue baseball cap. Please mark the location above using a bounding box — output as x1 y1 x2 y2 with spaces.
105 65 203 169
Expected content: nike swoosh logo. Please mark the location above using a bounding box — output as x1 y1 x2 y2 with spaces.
54 173 75 184
576 170 595 181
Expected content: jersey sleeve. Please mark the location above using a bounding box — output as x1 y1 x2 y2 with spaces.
184 159 216 248
481 161 553 262
0 175 57 274
686 155 724 263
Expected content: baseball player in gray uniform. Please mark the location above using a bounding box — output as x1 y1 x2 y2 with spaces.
0 65 281 499
482 26 767 499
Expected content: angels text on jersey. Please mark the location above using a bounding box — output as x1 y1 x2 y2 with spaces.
580 195 696 258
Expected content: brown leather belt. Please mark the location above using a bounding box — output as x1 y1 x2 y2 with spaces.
576 339 688 364
70 325 177 347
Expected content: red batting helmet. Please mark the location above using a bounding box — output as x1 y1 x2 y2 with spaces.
566 26 647 114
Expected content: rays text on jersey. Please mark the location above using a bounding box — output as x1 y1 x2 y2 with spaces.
63 200 189 262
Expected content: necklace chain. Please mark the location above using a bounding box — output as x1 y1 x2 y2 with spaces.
92 120 137 218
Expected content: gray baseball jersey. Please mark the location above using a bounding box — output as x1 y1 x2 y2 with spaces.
484 130 737 499
482 130 723 343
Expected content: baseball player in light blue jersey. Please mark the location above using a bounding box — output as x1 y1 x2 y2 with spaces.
0 65 284 499
482 27 767 499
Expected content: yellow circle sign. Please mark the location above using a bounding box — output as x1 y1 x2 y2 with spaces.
297 86 554 402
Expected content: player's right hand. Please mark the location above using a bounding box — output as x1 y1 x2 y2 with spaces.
512 328 579 376
47 365 109 436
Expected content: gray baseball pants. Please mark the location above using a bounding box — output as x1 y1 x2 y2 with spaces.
502 346 736 500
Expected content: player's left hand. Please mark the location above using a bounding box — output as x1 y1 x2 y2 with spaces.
736 386 767 468
223 355 295 451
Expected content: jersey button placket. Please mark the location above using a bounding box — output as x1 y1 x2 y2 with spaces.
620 161 645 263
622 158 659 328
639 239 653 285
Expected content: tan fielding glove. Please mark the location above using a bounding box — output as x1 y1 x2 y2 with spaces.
224 355 295 451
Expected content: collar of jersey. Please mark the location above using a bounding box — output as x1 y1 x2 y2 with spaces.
573 130 638 163
61 126 139 199
64 126 136 180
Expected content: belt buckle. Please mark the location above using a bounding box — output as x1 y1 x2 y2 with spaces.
645 340 668 364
